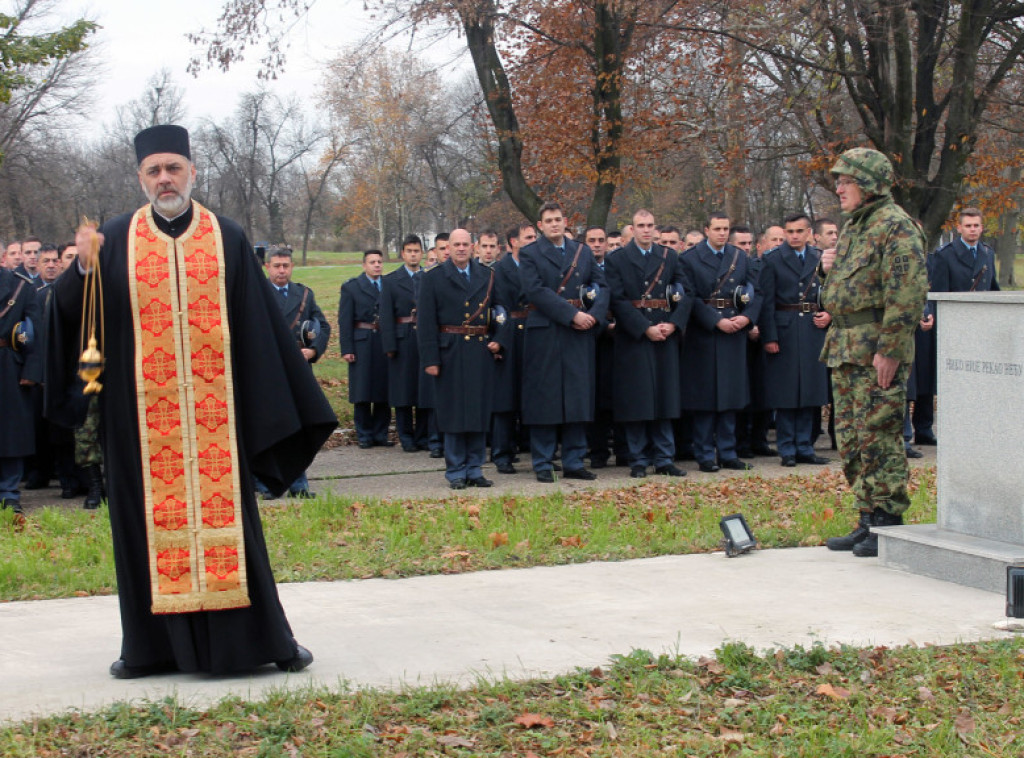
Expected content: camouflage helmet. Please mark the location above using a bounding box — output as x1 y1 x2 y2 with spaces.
831 147 894 197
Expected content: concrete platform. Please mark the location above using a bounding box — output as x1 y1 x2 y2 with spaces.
878 523 1024 593
0 546 1008 724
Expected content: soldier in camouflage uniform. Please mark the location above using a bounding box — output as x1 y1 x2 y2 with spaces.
819 148 928 557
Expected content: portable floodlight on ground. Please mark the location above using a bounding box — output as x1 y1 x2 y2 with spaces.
719 513 756 557
992 566 1024 633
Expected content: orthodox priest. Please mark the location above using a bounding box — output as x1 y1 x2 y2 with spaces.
48 125 337 678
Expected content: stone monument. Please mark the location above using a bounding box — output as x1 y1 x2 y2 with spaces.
878 291 1024 593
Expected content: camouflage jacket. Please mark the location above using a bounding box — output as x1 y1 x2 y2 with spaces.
819 194 927 368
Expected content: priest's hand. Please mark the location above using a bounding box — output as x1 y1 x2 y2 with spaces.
301 348 315 361
342 353 356 363
765 341 780 354
75 223 104 271
425 365 440 376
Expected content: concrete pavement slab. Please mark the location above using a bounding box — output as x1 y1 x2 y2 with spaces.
0 544 1004 723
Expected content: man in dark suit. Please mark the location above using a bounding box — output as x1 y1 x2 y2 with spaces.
490 222 536 474
261 246 330 497
417 229 500 489
381 234 434 453
678 212 762 472
605 210 691 478
915 207 999 445
520 201 609 482
0 265 38 519
758 213 831 467
339 250 391 448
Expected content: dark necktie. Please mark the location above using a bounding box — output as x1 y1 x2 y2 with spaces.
278 286 287 299
969 246 977 259
796 250 804 262
412 272 421 298
374 279 381 293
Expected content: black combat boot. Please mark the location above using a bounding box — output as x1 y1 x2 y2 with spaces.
826 510 873 551
852 509 904 558
83 465 105 510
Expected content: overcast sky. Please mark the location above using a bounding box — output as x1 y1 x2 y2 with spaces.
58 0 461 135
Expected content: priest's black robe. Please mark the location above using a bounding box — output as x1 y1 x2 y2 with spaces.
47 202 337 675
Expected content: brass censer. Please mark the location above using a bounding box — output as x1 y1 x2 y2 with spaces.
78 219 105 394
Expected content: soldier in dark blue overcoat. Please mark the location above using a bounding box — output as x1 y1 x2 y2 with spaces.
338 250 391 448
678 213 762 472
758 214 830 466
604 211 691 477
489 223 535 473
381 235 435 453
417 229 499 488
519 202 609 482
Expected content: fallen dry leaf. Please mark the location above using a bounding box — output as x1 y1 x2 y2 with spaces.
559 535 584 548
719 727 746 744
514 713 555 729
816 683 851 700
437 735 475 748
489 531 509 548
955 710 975 739
917 686 935 702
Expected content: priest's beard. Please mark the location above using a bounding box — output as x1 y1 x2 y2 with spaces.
147 174 194 219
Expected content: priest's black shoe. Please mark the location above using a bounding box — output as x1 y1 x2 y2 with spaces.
467 476 493 487
698 461 720 473
276 644 314 673
655 464 686 477
905 446 923 459
630 466 647 478
402 444 419 453
720 458 753 471
429 448 444 458
796 454 829 465
535 470 555 483
780 456 797 467
563 468 597 481
495 462 516 474
109 658 175 679
915 432 937 445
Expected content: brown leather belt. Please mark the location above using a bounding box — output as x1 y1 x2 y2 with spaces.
527 299 583 310
396 316 417 324
355 322 379 331
703 298 731 308
776 303 819 313
632 298 669 308
440 325 489 335
509 310 529 319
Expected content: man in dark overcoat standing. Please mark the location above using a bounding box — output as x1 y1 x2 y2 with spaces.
758 213 831 467
381 234 433 453
417 229 499 489
0 265 38 518
678 212 762 472
338 250 391 448
604 210 691 478
519 201 609 483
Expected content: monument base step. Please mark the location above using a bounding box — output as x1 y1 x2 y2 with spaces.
877 524 1024 594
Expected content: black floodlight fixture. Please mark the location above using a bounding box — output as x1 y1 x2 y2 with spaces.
720 513 757 557
1007 566 1024 618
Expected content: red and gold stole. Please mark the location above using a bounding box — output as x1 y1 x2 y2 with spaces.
128 202 249 614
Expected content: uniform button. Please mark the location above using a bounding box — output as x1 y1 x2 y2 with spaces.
465 313 470 318
464 301 469 306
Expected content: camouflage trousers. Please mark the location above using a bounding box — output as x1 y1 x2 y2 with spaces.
832 362 911 516
74 395 103 467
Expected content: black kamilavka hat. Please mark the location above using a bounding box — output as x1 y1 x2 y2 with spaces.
134 124 191 165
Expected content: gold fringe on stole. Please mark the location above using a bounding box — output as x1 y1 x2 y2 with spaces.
128 202 249 614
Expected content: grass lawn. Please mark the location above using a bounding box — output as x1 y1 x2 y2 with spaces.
0 468 935 601
2 638 1021 756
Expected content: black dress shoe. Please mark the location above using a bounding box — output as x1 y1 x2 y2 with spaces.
467 476 493 487
402 444 419 453
357 441 373 449
630 466 647 478
698 461 720 473
590 459 608 469
613 457 630 467
495 463 516 474
655 464 686 477
915 433 937 446
905 447 923 459
780 456 797 467
449 479 467 490
751 445 777 457
535 470 555 483
563 468 597 481
109 658 176 679
720 458 753 471
375 440 395 447
795 454 830 465
276 644 314 673
429 449 444 458
736 447 755 459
